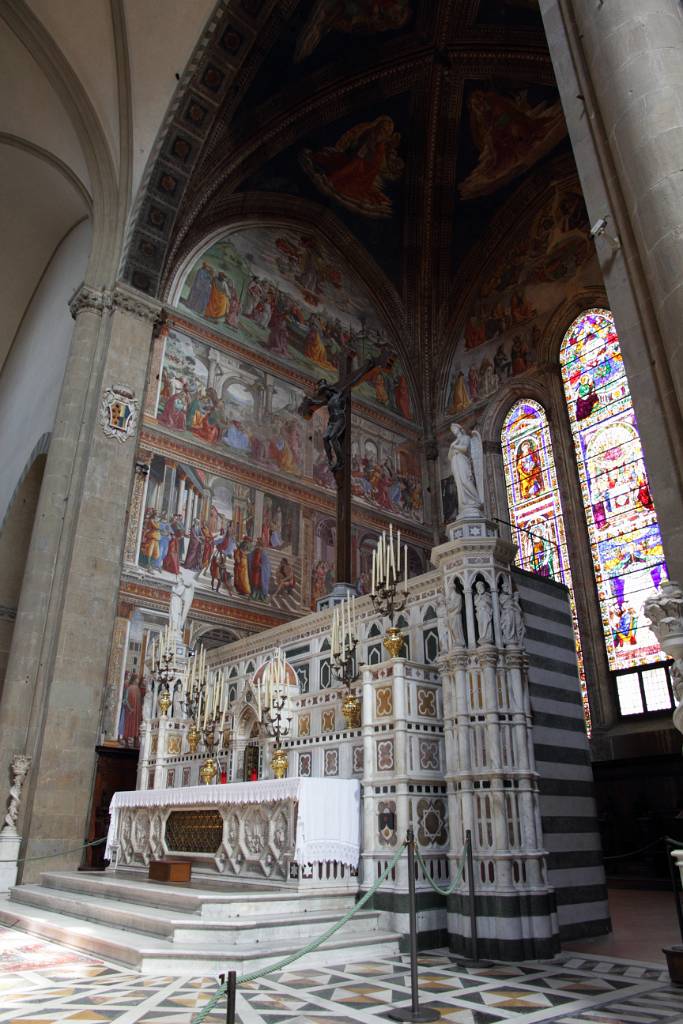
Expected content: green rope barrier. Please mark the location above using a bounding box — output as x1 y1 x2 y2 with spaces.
415 844 467 897
0 837 106 863
191 842 407 1024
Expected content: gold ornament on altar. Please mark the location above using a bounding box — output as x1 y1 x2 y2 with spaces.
157 688 172 715
342 691 361 729
187 723 201 754
271 748 288 779
383 626 405 659
199 757 218 785
370 525 408 658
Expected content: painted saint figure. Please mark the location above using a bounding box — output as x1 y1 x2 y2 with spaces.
516 439 543 499
184 261 214 314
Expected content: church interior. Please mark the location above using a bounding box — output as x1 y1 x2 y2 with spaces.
1 1 683 1022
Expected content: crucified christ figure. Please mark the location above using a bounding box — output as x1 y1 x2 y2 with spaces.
298 344 394 586
298 348 393 473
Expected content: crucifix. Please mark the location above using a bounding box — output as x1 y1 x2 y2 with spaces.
299 345 392 588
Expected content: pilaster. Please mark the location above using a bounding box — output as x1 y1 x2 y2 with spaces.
0 282 162 881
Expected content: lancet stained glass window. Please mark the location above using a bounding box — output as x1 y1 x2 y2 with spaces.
560 309 667 675
501 400 590 728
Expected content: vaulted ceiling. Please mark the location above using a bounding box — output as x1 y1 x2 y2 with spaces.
122 0 584 422
1 0 586 423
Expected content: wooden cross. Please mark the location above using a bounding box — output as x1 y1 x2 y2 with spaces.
299 347 392 586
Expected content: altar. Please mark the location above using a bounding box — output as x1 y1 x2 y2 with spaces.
106 777 361 891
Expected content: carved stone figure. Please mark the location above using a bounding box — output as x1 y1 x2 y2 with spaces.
436 586 467 650
2 754 32 835
448 423 484 519
474 580 494 645
169 570 197 637
500 576 526 646
644 581 683 737
448 585 467 647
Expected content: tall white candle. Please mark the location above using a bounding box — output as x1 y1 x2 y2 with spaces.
404 543 408 590
371 549 376 594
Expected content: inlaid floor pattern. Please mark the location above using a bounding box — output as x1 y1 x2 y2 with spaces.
0 925 681 1024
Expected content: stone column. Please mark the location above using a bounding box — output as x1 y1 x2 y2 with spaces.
540 0 683 578
643 581 683 739
0 283 161 881
360 667 376 888
100 609 132 742
123 453 151 566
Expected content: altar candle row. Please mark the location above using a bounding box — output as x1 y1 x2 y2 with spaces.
371 523 408 594
258 649 291 718
331 593 357 658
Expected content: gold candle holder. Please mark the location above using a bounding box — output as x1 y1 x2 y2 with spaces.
271 748 288 779
158 688 172 715
342 691 361 729
383 626 405 659
187 723 200 754
199 757 218 785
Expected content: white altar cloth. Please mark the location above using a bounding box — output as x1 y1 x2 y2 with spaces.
106 777 361 866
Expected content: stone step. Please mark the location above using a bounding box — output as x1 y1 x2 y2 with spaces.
38 870 354 919
12 884 382 946
0 897 400 975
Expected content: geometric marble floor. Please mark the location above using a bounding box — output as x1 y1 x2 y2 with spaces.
0 927 682 1024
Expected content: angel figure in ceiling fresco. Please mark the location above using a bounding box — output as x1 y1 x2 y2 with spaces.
295 0 411 62
301 116 404 218
459 89 567 199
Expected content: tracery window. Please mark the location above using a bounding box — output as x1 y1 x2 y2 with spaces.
560 309 669 712
501 399 589 727
501 310 671 727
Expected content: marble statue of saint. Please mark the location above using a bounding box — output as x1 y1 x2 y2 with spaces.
448 584 467 647
499 576 525 646
169 569 197 638
474 580 494 645
436 585 467 650
448 423 484 519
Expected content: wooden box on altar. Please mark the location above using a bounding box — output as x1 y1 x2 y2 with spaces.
148 860 192 884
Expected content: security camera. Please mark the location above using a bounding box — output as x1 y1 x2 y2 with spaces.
135 461 150 476
590 217 607 237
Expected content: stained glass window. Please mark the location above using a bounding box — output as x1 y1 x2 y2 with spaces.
501 400 590 728
560 310 668 676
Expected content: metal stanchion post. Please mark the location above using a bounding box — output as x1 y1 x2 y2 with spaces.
388 829 439 1023
218 971 237 1024
466 830 478 963
456 829 491 968
667 840 683 943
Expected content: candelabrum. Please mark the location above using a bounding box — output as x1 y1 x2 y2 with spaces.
199 716 222 785
261 697 293 780
331 595 361 729
150 635 181 716
370 526 409 658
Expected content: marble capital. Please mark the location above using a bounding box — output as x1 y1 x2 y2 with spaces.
69 282 163 325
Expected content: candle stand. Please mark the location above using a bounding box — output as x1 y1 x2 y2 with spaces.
370 527 410 658
261 692 293 779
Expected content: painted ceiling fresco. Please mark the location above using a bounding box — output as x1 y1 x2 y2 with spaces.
124 0 586 445
444 183 594 418
175 225 414 421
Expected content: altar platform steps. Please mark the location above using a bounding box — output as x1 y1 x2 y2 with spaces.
0 871 400 974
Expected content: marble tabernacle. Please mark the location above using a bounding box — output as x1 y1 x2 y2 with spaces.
132 517 609 960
